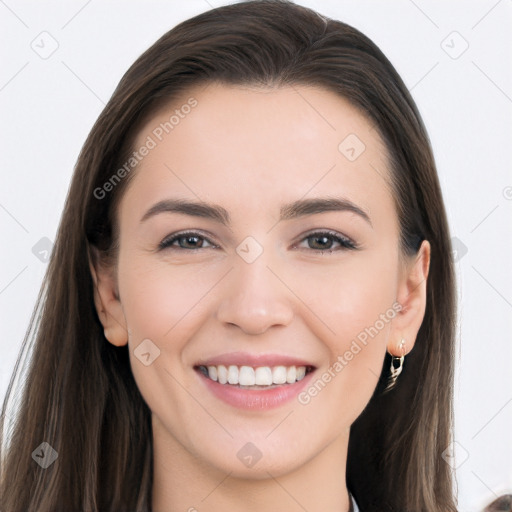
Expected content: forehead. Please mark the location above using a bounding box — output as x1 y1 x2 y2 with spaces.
122 82 394 229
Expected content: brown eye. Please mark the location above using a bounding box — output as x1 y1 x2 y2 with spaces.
177 234 204 249
159 232 216 250
298 231 357 252
308 234 335 250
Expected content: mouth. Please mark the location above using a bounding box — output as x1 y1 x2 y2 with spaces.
193 352 318 409
194 364 316 390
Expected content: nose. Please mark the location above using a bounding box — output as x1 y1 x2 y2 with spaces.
215 254 294 335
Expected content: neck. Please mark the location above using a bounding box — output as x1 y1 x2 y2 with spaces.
151 415 351 512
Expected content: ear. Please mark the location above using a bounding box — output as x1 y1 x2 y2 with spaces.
88 245 128 347
388 240 431 356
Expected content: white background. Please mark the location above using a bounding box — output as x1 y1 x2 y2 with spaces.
1 1 511 511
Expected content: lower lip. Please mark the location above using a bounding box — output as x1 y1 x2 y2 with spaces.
196 369 316 410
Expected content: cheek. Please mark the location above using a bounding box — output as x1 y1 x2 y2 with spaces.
117 256 224 428
118 255 220 343
290 247 398 338
290 250 397 415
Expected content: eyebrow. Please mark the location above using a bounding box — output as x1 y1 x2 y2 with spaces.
140 197 372 227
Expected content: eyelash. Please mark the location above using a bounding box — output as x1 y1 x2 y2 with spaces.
158 230 358 252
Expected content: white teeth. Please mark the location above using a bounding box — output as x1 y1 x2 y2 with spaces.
227 365 239 385
239 366 255 386
286 366 297 384
207 366 218 382
272 366 287 384
217 365 228 384
201 364 310 386
255 367 273 385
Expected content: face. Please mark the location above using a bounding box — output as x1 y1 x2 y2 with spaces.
92 82 429 478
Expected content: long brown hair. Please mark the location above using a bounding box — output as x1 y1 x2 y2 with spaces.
1 1 458 510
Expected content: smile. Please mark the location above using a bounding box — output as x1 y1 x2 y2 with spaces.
196 364 314 388
194 359 317 410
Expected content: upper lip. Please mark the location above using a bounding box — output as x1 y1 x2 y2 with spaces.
195 351 316 368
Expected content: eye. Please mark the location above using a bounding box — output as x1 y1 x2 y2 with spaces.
158 230 358 252
158 231 217 250
295 230 358 252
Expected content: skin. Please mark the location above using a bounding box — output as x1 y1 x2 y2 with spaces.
90 83 430 512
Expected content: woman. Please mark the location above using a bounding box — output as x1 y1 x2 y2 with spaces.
0 1 459 510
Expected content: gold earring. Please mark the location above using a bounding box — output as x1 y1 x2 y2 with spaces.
384 338 406 393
